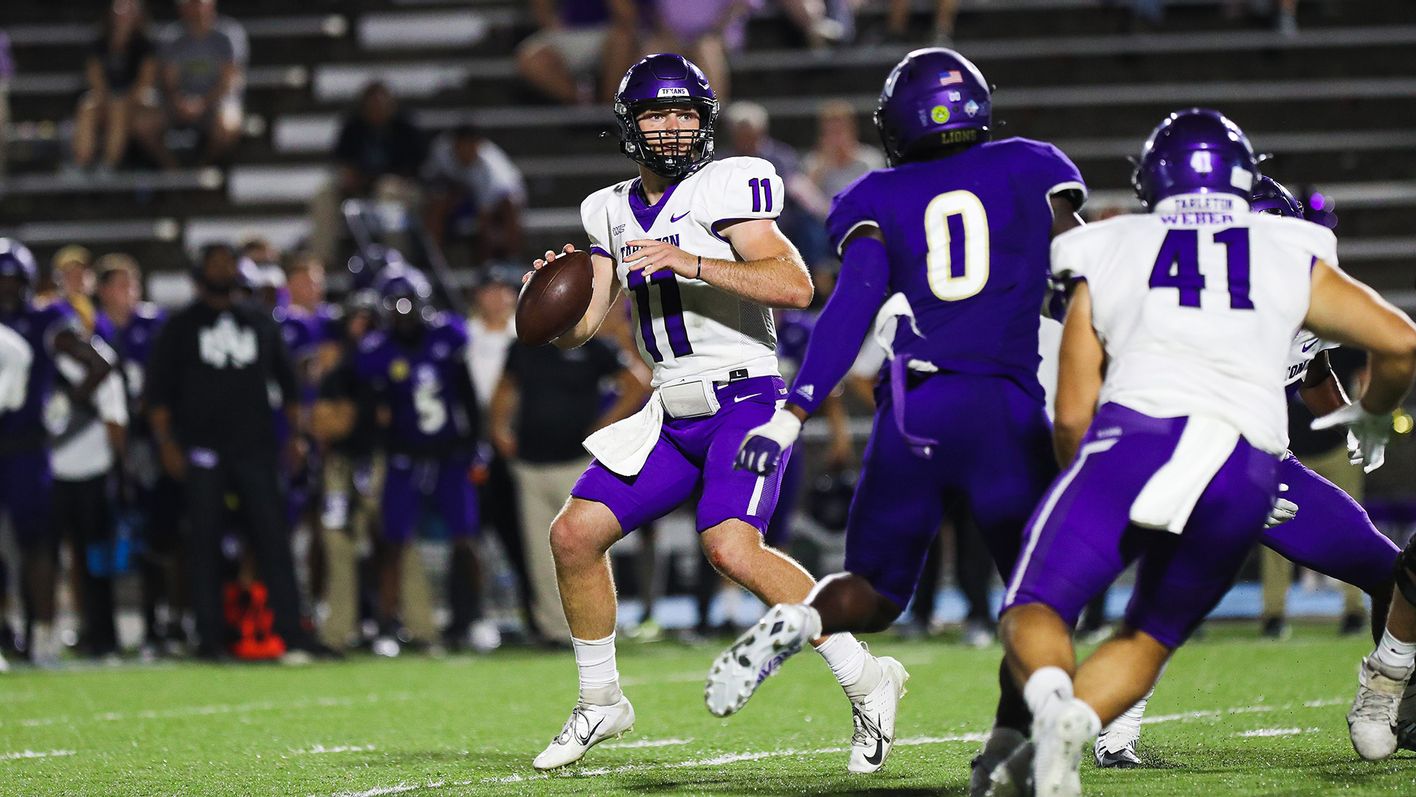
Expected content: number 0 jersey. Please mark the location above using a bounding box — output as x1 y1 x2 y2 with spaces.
1052 194 1336 455
824 138 1085 401
580 157 785 387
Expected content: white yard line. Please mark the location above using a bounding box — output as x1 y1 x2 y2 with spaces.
1237 727 1321 738
600 738 693 750
0 749 75 762
291 744 378 755
322 694 1350 797
3 692 414 730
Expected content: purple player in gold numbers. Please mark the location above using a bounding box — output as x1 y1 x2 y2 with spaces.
0 238 114 667
354 265 484 652
986 109 1416 797
706 48 1088 780
1091 175 1410 768
526 53 891 773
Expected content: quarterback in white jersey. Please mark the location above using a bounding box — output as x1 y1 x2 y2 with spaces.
524 54 895 775
985 110 1416 797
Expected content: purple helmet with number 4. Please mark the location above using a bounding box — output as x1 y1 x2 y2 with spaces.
613 53 719 179
875 47 992 166
1132 108 1259 209
1249 175 1303 218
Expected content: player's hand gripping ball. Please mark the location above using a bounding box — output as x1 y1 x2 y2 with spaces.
517 246 594 346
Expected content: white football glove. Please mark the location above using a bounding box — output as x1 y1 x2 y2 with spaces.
1312 403 1391 474
734 408 803 476
1264 483 1298 529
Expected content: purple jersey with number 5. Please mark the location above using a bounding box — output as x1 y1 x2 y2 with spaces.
825 138 1085 401
354 313 478 455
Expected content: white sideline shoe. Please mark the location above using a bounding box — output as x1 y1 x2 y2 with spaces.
1348 655 1413 761
1033 699 1094 797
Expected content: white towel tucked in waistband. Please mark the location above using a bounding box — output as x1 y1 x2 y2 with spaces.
582 397 665 477
1129 415 1242 534
872 292 923 359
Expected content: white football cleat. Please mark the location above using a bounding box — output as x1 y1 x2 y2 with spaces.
705 604 816 717
1033 699 1094 797
533 697 635 771
1348 655 1413 761
848 655 910 773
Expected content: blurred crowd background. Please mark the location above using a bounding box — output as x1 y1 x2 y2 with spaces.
0 0 1413 668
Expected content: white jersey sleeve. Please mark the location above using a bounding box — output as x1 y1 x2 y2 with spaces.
692 156 785 225
0 323 33 413
580 185 621 260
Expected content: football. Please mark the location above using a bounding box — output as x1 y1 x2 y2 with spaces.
515 249 595 346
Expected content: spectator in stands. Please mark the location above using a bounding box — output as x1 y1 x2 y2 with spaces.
145 242 321 661
777 0 847 50
422 124 527 267
646 1 756 102
883 0 959 44
0 29 16 178
805 100 885 203
489 322 649 644
309 82 427 263
136 0 247 168
74 0 158 174
724 101 831 268
516 0 642 106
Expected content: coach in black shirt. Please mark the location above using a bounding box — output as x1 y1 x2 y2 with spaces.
489 334 648 642
146 243 316 658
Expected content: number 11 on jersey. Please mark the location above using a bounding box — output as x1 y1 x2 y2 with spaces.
627 268 693 362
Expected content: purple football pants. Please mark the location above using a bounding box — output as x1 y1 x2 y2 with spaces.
1002 403 1279 649
382 454 479 543
1262 454 1398 594
843 374 1057 610
573 377 791 534
0 452 54 546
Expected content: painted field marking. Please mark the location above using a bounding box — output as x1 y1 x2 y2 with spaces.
0 749 76 762
292 744 378 755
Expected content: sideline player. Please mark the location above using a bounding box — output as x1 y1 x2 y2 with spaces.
1349 537 1416 759
991 109 1416 797
707 48 1087 779
1091 176 1405 767
525 54 890 772
355 265 485 654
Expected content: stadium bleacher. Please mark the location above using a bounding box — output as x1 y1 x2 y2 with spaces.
2 0 1414 292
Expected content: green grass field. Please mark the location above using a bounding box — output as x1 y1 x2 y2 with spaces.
3 624 1414 796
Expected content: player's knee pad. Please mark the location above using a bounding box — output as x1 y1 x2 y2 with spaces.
1396 542 1416 607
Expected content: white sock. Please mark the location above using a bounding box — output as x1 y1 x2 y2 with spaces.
1024 666 1073 720
1373 629 1416 675
815 632 881 700
572 633 622 705
1100 686 1152 750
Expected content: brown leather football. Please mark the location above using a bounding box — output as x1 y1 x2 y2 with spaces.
515 249 595 346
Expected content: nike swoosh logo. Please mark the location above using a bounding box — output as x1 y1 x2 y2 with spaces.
575 716 605 746
1302 339 1319 352
865 737 885 766
670 211 691 223
734 393 762 403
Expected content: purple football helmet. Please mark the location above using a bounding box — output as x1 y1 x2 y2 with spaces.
1249 175 1303 218
875 48 991 166
1132 108 1258 208
613 53 719 179
347 244 408 291
373 263 433 319
0 238 38 293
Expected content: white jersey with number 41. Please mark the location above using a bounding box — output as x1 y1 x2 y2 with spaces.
580 156 786 387
1051 192 1338 455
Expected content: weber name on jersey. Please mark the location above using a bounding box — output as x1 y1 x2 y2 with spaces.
581 156 785 387
1052 192 1336 454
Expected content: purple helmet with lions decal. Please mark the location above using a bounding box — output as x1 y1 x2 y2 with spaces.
875 47 992 166
613 53 719 179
